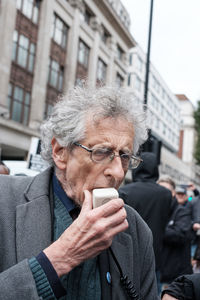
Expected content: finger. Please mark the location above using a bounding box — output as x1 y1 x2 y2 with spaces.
106 206 127 228
94 198 125 218
85 219 129 251
95 207 127 233
107 218 129 237
81 190 93 212
93 218 129 248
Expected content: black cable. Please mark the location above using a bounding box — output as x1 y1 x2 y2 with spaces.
109 247 140 300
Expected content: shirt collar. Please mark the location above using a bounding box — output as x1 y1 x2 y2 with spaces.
53 174 76 213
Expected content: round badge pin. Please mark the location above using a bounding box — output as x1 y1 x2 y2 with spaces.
106 271 111 284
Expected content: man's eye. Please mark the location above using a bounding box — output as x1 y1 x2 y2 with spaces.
121 154 131 161
93 148 112 160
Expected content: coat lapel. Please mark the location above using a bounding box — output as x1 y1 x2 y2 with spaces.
16 168 53 262
16 196 52 262
110 232 134 300
99 231 135 300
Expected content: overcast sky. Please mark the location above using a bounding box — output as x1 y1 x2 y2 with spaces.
121 0 200 106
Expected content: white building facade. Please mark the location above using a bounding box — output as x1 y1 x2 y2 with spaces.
176 94 196 163
128 45 199 185
0 0 135 160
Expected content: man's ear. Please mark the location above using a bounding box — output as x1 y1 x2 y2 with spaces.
51 137 68 170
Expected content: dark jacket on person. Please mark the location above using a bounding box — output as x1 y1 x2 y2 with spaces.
160 202 193 283
161 273 200 300
192 195 200 224
119 152 173 271
191 195 200 261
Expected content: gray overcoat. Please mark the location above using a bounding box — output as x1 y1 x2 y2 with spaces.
0 168 158 299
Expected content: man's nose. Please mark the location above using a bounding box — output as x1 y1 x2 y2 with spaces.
104 156 125 181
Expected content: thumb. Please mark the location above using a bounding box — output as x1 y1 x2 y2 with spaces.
81 190 93 212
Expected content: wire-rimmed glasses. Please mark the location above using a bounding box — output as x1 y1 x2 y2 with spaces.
74 142 142 170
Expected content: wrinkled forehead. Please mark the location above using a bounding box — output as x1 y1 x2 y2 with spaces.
83 115 135 148
86 113 133 130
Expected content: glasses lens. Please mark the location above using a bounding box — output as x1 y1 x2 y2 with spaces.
129 157 141 169
92 148 113 162
120 153 131 169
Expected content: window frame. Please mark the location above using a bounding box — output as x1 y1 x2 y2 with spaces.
8 82 31 126
16 0 40 24
116 72 124 87
96 58 107 82
77 39 90 69
51 14 68 49
12 30 36 73
48 58 64 92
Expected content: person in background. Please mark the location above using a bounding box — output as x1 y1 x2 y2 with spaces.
160 187 193 288
119 152 173 295
161 273 200 300
191 190 200 273
0 161 10 175
157 175 176 198
0 86 158 300
157 175 178 215
187 182 199 197
161 183 200 299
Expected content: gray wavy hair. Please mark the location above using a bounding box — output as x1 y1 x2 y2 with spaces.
40 85 148 165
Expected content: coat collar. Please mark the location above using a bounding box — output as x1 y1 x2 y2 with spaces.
16 167 53 262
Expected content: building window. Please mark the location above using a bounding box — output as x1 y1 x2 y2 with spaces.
162 88 165 100
78 40 90 69
12 30 36 73
100 26 110 45
51 14 68 49
48 59 64 92
127 73 131 86
16 0 40 24
136 56 143 72
155 117 160 129
163 123 166 135
161 104 164 116
45 102 53 118
97 58 107 82
116 45 124 60
152 75 157 89
135 76 142 91
84 10 91 24
81 6 94 25
8 83 31 125
129 53 133 66
116 73 124 87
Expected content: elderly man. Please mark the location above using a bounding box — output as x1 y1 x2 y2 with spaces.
0 86 158 300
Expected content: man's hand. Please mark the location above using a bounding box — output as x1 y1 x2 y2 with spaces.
44 190 128 277
187 182 196 191
162 295 178 300
193 222 200 231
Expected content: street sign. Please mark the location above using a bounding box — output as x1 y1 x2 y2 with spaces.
27 137 48 172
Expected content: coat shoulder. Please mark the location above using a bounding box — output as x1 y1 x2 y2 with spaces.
0 167 52 208
125 204 152 238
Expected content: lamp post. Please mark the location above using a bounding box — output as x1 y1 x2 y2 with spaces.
144 0 154 107
142 0 162 164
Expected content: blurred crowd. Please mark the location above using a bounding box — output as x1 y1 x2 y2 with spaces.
119 152 200 299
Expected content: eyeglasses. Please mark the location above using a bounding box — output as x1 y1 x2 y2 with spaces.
74 142 142 170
